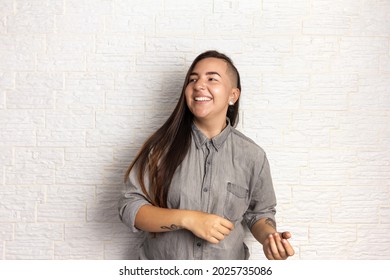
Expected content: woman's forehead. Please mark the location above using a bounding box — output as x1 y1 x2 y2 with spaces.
193 57 228 72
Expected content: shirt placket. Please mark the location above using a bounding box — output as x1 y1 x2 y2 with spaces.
193 140 213 259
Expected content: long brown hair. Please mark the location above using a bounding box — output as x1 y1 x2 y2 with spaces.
125 50 241 208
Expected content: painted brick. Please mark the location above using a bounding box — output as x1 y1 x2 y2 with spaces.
54 240 104 260
292 36 339 59
309 224 356 242
0 147 12 166
104 15 155 35
66 0 113 15
194 39 244 54
262 74 309 109
6 14 55 34
349 241 390 259
37 202 86 222
46 185 96 203
0 110 43 130
0 129 36 146
380 207 390 224
146 37 194 53
0 223 13 241
311 0 359 16
0 186 45 222
6 90 55 109
65 223 116 242
0 0 13 16
303 16 351 35
55 90 105 110
55 166 105 185
45 111 95 130
46 34 94 54
14 147 63 166
204 14 253 36
87 202 120 223
332 205 379 224
349 0 390 36
332 53 380 74
87 54 135 72
14 223 63 241
263 0 309 16
252 15 302 36
0 72 15 89
1 0 390 261
96 35 144 55
65 72 114 91
0 91 4 109
5 240 53 260
64 147 113 167
6 164 54 185
14 0 63 15
136 52 186 72
156 15 204 36
165 0 212 14
104 236 144 260
0 53 35 71
37 129 86 147
234 52 284 72
37 53 86 72
114 0 164 15
55 15 104 34
299 242 352 259
351 76 390 110
87 185 125 223
16 72 63 90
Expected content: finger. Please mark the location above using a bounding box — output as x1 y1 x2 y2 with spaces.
282 239 295 257
213 231 226 241
273 233 287 259
268 234 281 259
208 236 220 244
265 247 274 260
281 231 292 239
218 225 232 236
220 218 234 230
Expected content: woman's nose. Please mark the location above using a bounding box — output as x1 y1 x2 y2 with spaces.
194 80 205 90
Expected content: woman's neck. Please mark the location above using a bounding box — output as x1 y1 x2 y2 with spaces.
194 118 227 139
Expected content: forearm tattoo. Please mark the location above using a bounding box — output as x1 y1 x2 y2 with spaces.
265 218 277 230
160 224 182 231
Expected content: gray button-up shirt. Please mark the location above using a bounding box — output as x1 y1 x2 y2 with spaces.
118 122 276 259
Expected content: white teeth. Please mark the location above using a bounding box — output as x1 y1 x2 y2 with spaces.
195 97 211 101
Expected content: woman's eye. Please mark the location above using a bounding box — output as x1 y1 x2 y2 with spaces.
188 78 197 83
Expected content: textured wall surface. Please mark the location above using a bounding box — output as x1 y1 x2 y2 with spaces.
0 0 389 260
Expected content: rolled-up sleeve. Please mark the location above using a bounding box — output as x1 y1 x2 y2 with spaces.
118 167 152 233
244 154 277 229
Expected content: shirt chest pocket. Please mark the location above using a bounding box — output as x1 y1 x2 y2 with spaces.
223 182 249 222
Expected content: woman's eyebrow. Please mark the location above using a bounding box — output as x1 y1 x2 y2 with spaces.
189 71 221 77
206 71 221 77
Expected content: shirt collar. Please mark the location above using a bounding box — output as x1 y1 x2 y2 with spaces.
192 119 232 151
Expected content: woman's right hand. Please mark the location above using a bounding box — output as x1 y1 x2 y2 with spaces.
134 206 234 244
183 211 234 244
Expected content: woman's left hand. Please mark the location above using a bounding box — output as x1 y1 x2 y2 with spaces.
263 231 295 260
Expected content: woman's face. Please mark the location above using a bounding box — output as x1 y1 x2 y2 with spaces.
184 57 239 125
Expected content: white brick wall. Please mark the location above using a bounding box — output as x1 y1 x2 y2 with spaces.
0 0 389 260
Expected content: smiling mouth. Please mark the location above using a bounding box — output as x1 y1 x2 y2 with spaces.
194 97 212 101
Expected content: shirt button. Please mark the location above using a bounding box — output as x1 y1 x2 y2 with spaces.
196 242 201 247
203 187 208 192
206 161 211 165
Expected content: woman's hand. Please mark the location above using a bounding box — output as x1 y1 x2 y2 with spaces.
183 211 234 244
262 231 295 260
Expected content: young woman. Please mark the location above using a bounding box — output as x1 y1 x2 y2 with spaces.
118 50 294 260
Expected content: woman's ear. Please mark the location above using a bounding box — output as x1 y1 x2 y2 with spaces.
231 88 241 103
